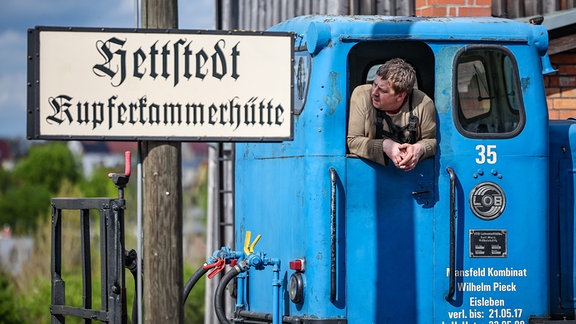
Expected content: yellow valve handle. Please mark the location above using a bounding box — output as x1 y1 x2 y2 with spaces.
244 231 262 255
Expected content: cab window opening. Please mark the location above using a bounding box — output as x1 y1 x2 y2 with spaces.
347 41 435 100
346 42 437 162
455 46 524 137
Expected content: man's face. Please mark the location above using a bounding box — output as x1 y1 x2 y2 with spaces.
371 75 406 112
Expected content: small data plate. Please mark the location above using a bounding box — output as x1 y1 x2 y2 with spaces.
469 229 507 258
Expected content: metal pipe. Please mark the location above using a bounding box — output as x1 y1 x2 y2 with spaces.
445 166 456 301
236 310 273 321
272 261 281 324
133 4 141 321
235 271 246 310
136 142 143 324
329 167 337 302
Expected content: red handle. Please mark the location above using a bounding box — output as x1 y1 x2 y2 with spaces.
124 151 131 177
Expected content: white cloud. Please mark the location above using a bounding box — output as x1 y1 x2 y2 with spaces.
0 72 26 137
0 30 26 73
0 72 25 105
0 30 21 45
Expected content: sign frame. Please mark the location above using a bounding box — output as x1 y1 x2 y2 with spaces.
27 26 294 142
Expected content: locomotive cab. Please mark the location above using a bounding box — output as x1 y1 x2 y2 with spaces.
234 16 557 323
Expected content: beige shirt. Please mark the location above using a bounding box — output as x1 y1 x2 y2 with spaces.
347 84 437 165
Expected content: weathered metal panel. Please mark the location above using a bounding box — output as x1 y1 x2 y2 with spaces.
492 0 576 18
524 0 543 16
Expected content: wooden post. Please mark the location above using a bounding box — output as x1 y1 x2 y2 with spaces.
141 1 183 323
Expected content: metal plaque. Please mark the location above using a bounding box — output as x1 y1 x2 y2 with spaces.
469 229 507 258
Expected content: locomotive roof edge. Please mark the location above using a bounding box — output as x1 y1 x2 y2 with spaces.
268 15 549 56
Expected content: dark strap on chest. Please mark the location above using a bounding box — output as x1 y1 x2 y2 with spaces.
375 93 418 144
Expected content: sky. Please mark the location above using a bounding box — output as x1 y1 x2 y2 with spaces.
0 0 215 139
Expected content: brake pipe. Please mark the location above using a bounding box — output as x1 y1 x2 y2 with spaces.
211 253 282 324
210 231 260 311
244 254 281 324
183 248 244 307
215 264 246 324
271 259 281 324
182 265 209 304
235 270 248 310
211 246 246 262
209 232 284 324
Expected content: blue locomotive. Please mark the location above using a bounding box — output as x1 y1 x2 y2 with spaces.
206 15 576 324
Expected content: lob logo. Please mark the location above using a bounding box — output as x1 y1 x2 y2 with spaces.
469 182 506 220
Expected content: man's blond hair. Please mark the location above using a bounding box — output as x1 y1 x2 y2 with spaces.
376 58 416 94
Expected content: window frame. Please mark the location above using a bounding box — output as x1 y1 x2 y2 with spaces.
453 45 525 139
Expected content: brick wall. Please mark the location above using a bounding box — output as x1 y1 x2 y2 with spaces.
415 0 492 17
545 51 576 119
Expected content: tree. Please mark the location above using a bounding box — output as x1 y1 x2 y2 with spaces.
0 183 50 233
79 165 123 198
0 167 11 195
0 142 80 234
12 142 80 193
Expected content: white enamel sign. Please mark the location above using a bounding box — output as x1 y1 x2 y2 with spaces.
27 27 293 141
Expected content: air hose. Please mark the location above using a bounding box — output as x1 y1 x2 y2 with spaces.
215 265 243 324
183 265 209 304
124 249 139 323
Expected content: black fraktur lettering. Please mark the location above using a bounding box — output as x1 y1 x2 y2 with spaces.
92 37 240 87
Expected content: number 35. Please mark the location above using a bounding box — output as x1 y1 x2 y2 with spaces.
476 144 497 164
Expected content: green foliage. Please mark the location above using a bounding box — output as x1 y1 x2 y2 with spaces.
184 264 206 323
0 182 51 234
0 142 80 234
13 142 80 193
13 275 51 324
11 268 136 324
190 162 208 225
79 165 121 198
0 271 24 323
0 167 11 195
0 142 208 323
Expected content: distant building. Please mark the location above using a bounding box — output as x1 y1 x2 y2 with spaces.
0 138 27 170
0 140 10 162
68 141 209 187
0 226 33 275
